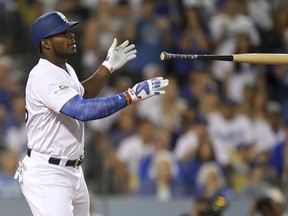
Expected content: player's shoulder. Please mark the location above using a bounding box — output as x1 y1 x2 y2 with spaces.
30 59 66 80
30 59 52 76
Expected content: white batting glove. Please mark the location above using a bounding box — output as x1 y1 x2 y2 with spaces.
102 38 137 73
124 77 169 104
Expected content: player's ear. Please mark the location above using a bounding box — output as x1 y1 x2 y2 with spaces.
41 39 51 51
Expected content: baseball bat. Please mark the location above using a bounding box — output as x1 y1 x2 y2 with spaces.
160 52 288 65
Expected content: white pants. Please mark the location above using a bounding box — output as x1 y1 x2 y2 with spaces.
20 155 90 216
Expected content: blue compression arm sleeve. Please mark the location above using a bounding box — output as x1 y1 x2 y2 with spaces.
60 93 128 121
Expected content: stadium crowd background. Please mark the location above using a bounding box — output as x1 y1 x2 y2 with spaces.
1 0 288 215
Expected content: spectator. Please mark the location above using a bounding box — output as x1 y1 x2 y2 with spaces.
0 104 9 152
5 90 27 157
126 0 169 76
84 129 129 195
194 162 235 201
135 149 185 200
116 118 156 192
199 82 221 115
155 0 184 28
246 0 273 34
179 67 211 105
249 187 287 216
272 29 288 121
270 120 288 197
239 84 257 119
209 0 260 52
3 0 40 56
253 101 285 154
174 113 207 163
137 75 187 135
211 32 262 104
178 137 217 195
173 102 197 149
110 104 137 149
138 128 174 184
0 56 19 110
81 1 120 77
182 0 218 18
241 153 276 199
266 4 288 52
0 149 22 197
207 98 254 167
229 142 254 194
113 0 137 44
170 6 210 82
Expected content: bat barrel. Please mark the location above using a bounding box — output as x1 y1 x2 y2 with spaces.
233 53 288 64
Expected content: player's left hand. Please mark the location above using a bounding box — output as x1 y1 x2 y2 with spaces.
125 77 169 103
102 38 137 73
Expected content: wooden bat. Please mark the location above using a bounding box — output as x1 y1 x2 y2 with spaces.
160 52 288 65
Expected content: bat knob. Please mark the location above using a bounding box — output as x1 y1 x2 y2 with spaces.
160 52 166 61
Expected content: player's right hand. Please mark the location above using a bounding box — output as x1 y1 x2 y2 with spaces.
125 77 169 103
102 38 137 73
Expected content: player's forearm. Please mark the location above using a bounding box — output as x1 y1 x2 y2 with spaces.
60 93 130 121
65 76 169 121
81 65 111 99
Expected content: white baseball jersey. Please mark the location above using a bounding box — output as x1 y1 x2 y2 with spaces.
25 58 85 159
207 112 254 165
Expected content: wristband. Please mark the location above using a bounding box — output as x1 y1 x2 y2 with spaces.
102 59 114 73
124 89 133 104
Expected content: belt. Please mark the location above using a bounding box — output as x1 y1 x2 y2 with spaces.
27 148 84 168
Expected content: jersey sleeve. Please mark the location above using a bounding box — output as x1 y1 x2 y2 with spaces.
32 71 80 113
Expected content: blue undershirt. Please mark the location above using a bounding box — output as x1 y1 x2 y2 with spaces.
60 93 128 122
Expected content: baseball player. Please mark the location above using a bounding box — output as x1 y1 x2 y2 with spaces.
14 11 169 216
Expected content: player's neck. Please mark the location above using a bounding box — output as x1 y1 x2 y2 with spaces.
41 55 67 69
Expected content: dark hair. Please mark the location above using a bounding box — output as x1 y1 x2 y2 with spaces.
194 138 216 162
256 197 276 216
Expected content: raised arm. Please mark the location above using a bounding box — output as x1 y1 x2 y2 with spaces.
81 38 136 98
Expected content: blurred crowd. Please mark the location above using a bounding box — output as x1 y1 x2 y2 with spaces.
1 0 288 215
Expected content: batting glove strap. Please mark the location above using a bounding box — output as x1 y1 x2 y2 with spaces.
124 90 133 105
126 77 169 103
102 38 137 73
